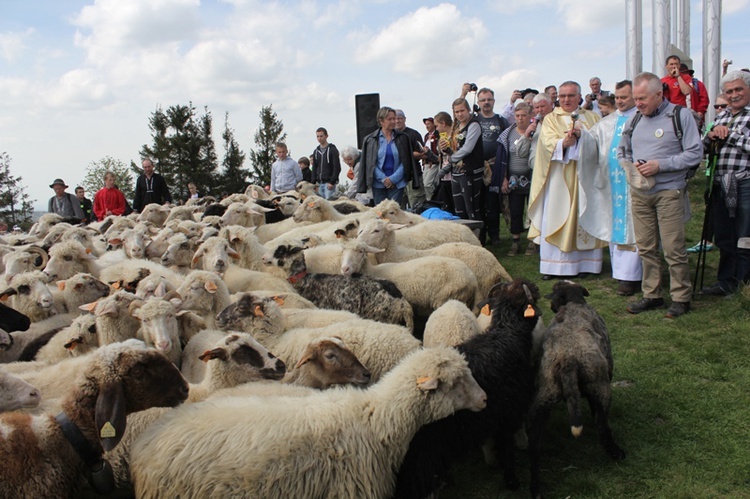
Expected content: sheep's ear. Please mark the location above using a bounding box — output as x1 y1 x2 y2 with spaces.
271 295 285 306
64 337 80 350
204 281 218 294
95 381 127 452
79 301 98 313
416 375 439 392
227 247 241 260
334 229 345 239
481 304 491 316
127 300 144 317
199 348 227 362
154 281 167 298
0 288 17 301
294 351 315 369
57 281 67 291
252 304 264 317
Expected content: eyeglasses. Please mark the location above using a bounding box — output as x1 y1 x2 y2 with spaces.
714 104 728 109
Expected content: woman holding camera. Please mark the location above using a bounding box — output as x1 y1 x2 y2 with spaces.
358 107 418 205
439 98 483 220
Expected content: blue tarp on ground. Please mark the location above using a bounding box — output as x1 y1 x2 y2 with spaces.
421 207 459 220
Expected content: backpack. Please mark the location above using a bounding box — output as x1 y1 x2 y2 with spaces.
623 105 700 178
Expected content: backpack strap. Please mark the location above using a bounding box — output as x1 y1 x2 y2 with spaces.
671 105 684 151
622 111 644 139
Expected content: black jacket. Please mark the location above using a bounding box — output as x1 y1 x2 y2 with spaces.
311 143 342 185
133 173 172 213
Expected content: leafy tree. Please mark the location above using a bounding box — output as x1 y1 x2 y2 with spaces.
0 152 35 230
81 156 135 201
140 103 220 202
219 112 249 195
248 105 286 187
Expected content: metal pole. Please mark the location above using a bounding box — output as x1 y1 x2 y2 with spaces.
677 0 690 55
625 0 643 79
703 0 722 124
653 0 671 75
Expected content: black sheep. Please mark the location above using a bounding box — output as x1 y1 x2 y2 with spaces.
529 280 626 499
394 278 541 498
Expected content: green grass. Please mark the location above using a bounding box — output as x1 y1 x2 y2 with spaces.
440 179 750 498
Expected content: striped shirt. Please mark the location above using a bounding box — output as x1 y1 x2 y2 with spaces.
704 106 750 179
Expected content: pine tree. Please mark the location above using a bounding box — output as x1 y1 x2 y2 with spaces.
140 103 220 202
248 105 286 187
81 156 135 201
219 112 248 195
0 152 35 230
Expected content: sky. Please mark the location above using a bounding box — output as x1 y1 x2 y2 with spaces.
1 0 749 210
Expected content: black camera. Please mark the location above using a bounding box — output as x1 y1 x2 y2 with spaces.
469 83 478 92
590 93 598 101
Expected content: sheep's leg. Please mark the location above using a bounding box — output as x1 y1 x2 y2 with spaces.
586 392 626 461
528 402 553 499
496 431 520 490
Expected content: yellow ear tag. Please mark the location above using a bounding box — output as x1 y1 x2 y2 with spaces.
416 376 431 385
524 305 535 318
100 422 116 439
481 304 490 316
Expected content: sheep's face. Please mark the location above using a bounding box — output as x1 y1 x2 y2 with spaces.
44 244 92 281
374 200 416 226
356 219 391 248
2 273 57 319
132 300 180 354
0 371 41 411
296 338 372 388
266 244 305 273
161 235 195 268
62 315 98 355
145 228 174 259
195 239 239 274
292 197 324 223
339 244 368 277
136 276 174 300
275 197 300 216
177 275 222 314
200 332 286 381
2 252 38 279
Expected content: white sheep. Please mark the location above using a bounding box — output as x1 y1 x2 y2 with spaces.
292 195 357 223
340 240 481 316
220 202 266 227
28 213 66 238
0 271 58 322
144 226 174 260
2 246 48 284
137 203 171 228
0 368 41 412
0 339 189 498
43 240 128 281
99 257 185 293
164 205 198 224
130 296 184 367
108 227 149 260
32 314 98 364
134 274 177 300
423 299 485 348
357 218 512 298
0 314 75 364
131 346 486 499
159 232 197 274
84 290 142 345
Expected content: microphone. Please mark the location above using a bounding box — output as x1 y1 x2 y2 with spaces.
529 114 542 138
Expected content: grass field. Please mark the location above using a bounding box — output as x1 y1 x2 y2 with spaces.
441 179 750 499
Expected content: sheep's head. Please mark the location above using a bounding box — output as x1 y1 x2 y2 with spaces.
108 267 151 294
215 293 285 336
0 271 57 321
44 241 94 282
161 233 196 268
62 314 98 355
544 280 589 313
198 332 286 384
191 237 240 274
339 240 383 277
264 243 306 276
373 200 417 226
0 370 41 412
58 273 111 310
292 196 326 223
355 218 405 248
294 337 371 388
487 278 542 322
135 275 176 300
130 294 182 354
333 219 361 241
2 248 47 281
76 339 189 451
176 271 228 315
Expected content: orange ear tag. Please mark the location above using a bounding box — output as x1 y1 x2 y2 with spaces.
524 305 536 318
481 304 490 316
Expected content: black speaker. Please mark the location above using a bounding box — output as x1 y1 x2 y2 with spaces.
355 93 380 149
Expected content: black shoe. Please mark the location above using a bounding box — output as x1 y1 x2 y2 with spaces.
666 301 691 318
617 280 641 297
541 274 555 281
627 297 665 314
700 283 731 297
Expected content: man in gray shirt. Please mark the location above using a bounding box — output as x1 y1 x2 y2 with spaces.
48 178 85 221
617 72 703 318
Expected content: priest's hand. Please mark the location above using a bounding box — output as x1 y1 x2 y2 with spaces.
562 129 579 148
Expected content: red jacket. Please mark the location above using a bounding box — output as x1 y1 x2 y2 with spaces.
93 187 127 221
661 73 709 114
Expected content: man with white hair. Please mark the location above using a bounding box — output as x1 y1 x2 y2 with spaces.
583 77 610 116
617 72 703 318
527 81 605 279
580 80 643 296
700 70 750 296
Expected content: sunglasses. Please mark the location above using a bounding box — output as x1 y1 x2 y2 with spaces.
714 104 728 109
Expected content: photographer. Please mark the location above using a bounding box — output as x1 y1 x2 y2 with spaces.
582 77 610 116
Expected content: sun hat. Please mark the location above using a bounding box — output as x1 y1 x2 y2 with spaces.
49 178 68 189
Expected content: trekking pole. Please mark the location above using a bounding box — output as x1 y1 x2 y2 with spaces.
692 147 718 296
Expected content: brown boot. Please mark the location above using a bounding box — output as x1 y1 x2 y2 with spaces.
616 280 641 296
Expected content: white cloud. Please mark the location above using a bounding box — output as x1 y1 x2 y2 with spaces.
355 3 487 76
0 28 35 63
725 0 749 14
44 68 114 109
557 0 625 33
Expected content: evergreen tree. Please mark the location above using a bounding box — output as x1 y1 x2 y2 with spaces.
219 112 248 195
81 156 135 201
248 105 286 186
140 103 220 202
0 152 35 230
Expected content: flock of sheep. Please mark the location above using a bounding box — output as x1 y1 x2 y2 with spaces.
0 181 626 498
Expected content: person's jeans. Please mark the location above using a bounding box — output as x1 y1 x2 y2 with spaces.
631 188 692 302
712 178 750 291
318 183 336 199
372 187 404 206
